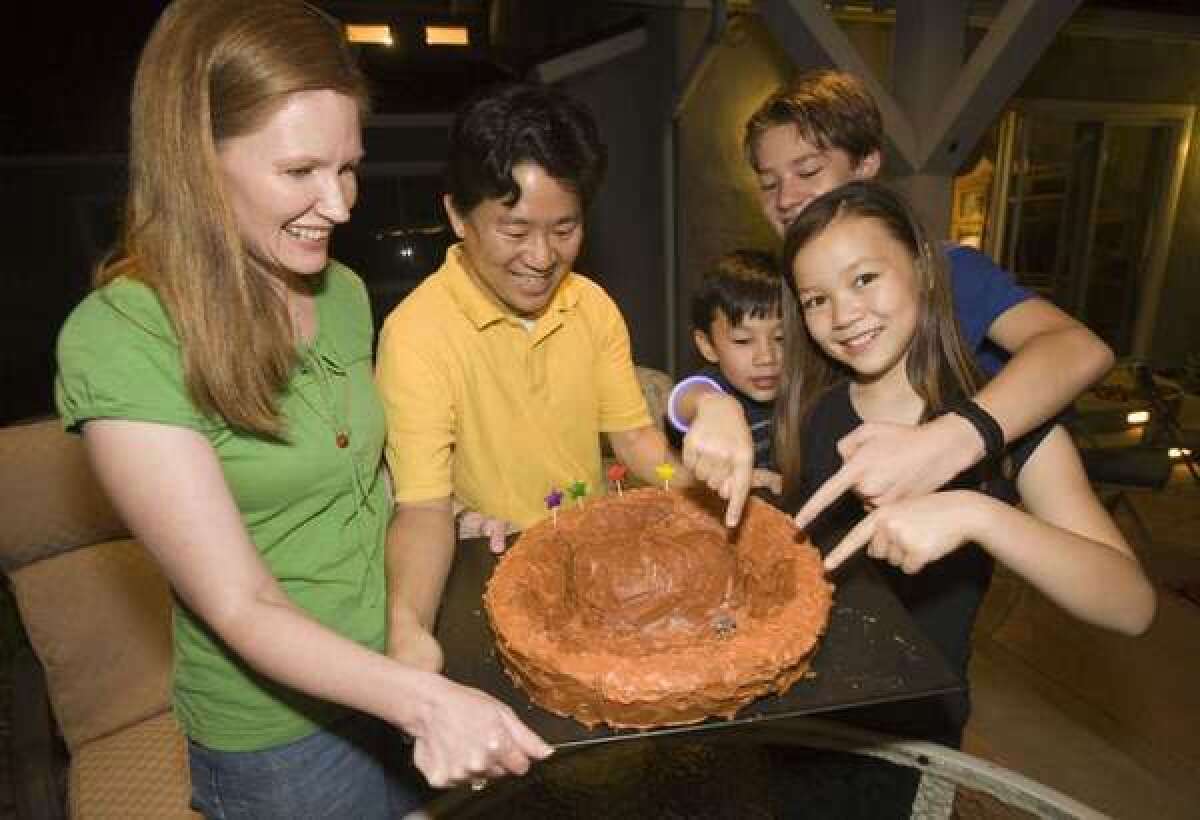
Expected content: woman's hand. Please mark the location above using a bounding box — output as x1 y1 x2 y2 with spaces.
823 491 981 573
408 676 554 789
682 392 755 526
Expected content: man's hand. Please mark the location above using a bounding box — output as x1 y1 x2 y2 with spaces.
794 415 982 530
682 392 755 527
752 468 782 496
389 624 445 674
455 506 518 554
388 606 445 673
824 491 980 573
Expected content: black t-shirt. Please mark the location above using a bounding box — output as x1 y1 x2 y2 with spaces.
799 380 1055 745
665 366 776 470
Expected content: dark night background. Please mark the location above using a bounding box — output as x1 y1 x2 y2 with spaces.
4 0 1200 427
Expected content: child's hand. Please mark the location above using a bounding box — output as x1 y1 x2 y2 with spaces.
794 416 979 530
823 491 979 573
682 392 755 526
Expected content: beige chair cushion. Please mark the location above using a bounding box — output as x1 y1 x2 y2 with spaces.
70 711 199 820
10 537 173 751
0 418 128 572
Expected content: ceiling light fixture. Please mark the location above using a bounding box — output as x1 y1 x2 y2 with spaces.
425 25 470 46
345 24 393 46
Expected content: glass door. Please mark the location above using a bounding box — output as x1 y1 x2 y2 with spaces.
984 101 1192 357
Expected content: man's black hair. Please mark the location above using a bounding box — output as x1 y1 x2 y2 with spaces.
446 81 607 214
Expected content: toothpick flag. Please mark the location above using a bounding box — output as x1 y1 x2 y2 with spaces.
545 487 563 526
607 462 628 497
567 480 588 508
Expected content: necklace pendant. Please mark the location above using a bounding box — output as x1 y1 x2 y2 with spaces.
336 432 350 449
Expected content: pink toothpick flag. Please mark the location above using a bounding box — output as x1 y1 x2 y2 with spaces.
545 487 563 526
607 463 628 497
655 462 676 491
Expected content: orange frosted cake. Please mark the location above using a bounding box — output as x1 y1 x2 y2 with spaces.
483 487 833 729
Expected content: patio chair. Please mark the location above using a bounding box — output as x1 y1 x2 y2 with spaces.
0 418 197 820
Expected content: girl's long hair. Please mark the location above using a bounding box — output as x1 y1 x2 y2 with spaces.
774 181 984 500
98 0 368 436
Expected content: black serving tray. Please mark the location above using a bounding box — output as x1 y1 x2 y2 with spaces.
437 537 962 749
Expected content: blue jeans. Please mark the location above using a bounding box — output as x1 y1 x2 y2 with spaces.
188 713 433 819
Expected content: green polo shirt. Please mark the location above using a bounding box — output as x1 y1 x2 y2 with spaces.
55 263 390 751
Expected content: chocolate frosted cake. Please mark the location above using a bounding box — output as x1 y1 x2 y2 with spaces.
483 487 833 729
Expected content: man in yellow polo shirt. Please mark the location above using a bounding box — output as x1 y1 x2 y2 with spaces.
375 82 710 671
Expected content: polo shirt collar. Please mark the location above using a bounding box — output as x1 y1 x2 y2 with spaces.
443 242 581 332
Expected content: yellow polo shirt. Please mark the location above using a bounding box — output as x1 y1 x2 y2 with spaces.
375 244 651 528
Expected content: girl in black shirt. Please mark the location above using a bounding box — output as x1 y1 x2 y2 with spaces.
775 181 1155 750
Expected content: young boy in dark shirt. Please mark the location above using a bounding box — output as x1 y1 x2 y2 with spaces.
667 250 783 479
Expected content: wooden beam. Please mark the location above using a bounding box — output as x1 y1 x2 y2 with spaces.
758 0 919 170
920 0 1083 174
889 0 967 237
892 0 965 130
531 26 648 84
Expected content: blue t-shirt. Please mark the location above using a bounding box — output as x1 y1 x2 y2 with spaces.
946 244 1032 374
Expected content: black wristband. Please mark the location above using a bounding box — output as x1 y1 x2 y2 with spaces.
949 398 1005 462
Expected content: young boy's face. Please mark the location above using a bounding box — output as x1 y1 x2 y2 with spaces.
751 123 880 238
694 309 784 403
